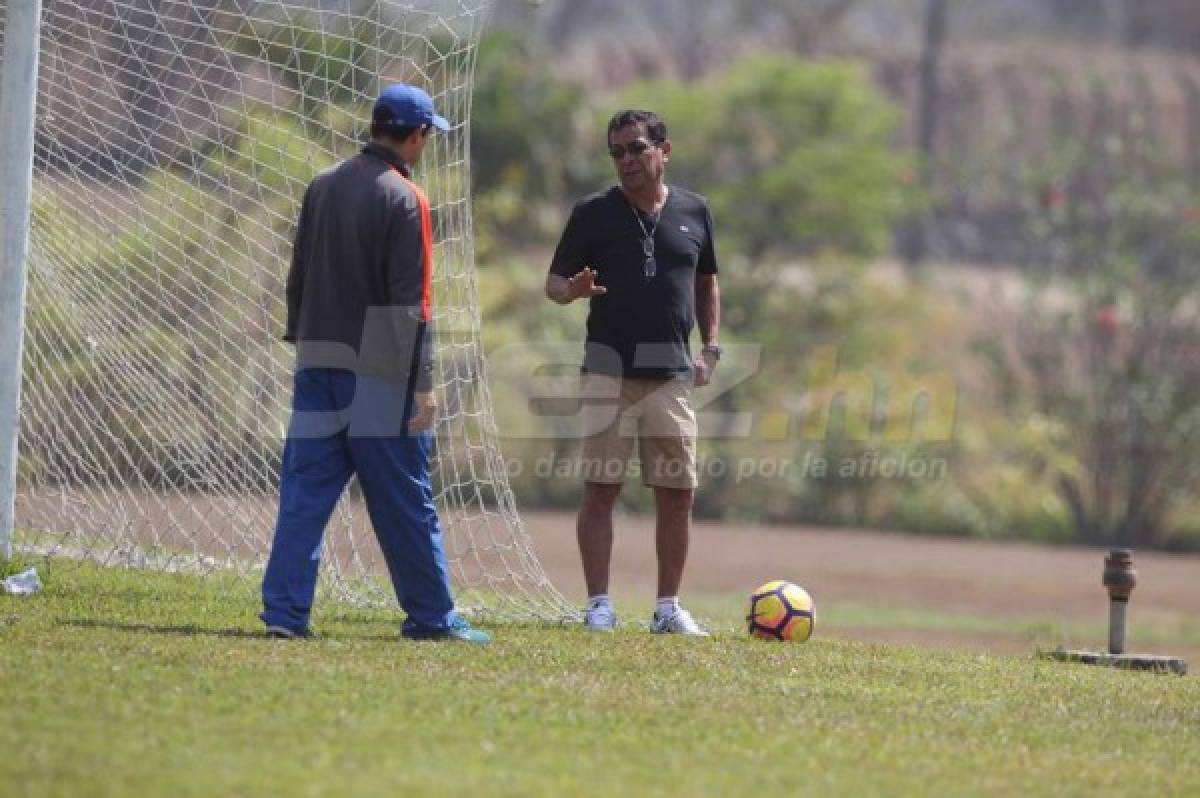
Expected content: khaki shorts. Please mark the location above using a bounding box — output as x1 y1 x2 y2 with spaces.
579 373 698 490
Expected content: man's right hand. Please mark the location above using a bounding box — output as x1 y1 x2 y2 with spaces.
547 269 606 304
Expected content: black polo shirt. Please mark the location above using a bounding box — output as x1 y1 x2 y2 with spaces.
550 185 719 380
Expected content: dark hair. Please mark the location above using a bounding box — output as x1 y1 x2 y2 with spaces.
370 107 424 142
606 109 667 145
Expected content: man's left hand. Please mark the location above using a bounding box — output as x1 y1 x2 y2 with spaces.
693 355 715 387
409 391 437 432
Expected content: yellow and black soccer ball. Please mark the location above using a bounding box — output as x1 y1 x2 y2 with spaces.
747 580 815 642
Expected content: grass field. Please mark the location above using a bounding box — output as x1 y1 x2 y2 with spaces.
1 557 1197 797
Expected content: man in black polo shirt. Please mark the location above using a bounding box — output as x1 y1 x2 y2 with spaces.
546 109 721 635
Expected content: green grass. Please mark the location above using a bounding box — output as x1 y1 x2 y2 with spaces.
1 562 1197 797
821 600 1200 649
686 595 1200 654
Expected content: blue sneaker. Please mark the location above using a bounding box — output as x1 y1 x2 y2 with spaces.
404 616 492 645
265 624 315 640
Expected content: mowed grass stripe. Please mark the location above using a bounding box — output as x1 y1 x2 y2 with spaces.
1 562 1197 797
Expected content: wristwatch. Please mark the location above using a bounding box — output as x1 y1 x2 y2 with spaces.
701 344 722 361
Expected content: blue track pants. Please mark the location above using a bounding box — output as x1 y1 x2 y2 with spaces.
260 368 456 634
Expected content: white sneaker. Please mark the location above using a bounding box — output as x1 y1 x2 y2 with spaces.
651 606 710 637
584 601 617 632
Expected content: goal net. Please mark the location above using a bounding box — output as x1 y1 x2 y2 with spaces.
1 0 575 621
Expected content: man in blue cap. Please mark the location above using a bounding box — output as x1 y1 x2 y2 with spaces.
260 83 490 643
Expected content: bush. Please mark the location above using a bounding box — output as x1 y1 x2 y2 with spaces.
612 56 915 262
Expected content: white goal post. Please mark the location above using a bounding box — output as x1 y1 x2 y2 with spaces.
0 0 575 621
0 0 41 561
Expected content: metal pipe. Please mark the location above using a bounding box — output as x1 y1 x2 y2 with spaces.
1103 549 1137 656
1108 600 1128 656
0 0 44 559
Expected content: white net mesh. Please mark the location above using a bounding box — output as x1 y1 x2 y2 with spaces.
2 0 576 621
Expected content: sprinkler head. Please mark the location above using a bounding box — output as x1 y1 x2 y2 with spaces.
1103 548 1136 602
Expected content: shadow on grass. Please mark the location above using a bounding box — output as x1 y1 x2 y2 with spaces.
60 618 401 642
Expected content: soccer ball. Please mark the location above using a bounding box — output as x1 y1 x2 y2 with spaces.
747 580 814 642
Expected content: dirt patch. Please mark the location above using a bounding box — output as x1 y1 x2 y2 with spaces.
524 510 1200 659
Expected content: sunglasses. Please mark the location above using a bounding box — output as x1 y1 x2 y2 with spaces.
608 138 659 159
642 237 656 279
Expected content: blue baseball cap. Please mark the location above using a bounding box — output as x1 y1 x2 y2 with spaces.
373 83 450 132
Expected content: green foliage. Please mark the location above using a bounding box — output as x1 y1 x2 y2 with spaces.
227 15 469 144
616 56 915 261
21 108 321 487
471 32 591 203
984 131 1200 548
471 47 914 263
233 16 376 125
213 110 338 199
700 260 965 530
470 32 592 253
890 413 1075 543
0 554 34 579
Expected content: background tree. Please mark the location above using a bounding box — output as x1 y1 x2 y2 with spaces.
617 55 913 265
899 0 949 264
985 128 1200 548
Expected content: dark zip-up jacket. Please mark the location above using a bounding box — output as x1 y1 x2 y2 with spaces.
284 141 434 391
